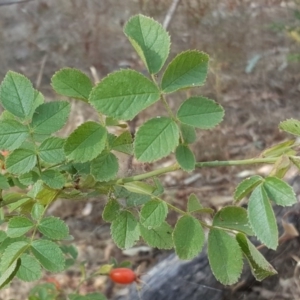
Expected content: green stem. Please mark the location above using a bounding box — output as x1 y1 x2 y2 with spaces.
115 157 279 185
195 157 278 168
116 163 180 184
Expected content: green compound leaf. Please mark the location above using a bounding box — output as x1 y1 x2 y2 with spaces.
175 144 195 172
39 137 66 164
177 97 224 129
7 216 34 238
162 50 209 93
0 120 29 151
90 152 119 182
234 175 264 202
31 101 71 135
124 14 170 74
89 70 160 121
64 121 107 163
263 176 297 206
140 221 173 249
140 199 168 228
0 71 35 119
0 173 10 189
38 216 69 240
111 211 140 249
187 193 203 212
0 231 7 243
16 253 42 282
31 239 65 272
173 215 205 260
102 198 121 222
248 185 278 250
236 233 277 281
0 241 28 274
213 206 254 236
111 131 133 155
41 170 66 189
0 258 20 289
208 228 243 285
134 117 179 162
6 149 37 175
180 123 196 144
279 119 300 136
51 68 93 102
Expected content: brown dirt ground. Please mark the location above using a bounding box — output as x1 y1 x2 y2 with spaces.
0 0 300 299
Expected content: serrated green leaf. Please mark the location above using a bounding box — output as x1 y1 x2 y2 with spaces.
173 215 205 260
180 123 196 144
0 231 7 243
234 175 263 202
248 185 278 250
90 152 118 181
213 206 254 236
38 216 69 240
51 68 93 102
7 216 34 238
153 177 164 196
16 253 42 282
102 198 121 222
236 233 277 281
0 173 10 189
19 171 39 186
263 176 296 206
28 90 44 119
124 181 156 195
140 199 168 228
126 193 151 207
162 50 209 93
6 149 37 175
31 239 65 272
124 14 170 74
140 221 173 249
111 211 140 249
0 71 35 119
64 121 107 163
187 193 203 212
111 131 133 155
31 203 44 221
0 241 28 273
0 258 20 289
177 97 224 129
261 139 295 157
134 117 179 162
175 144 195 172
31 101 70 135
0 120 29 151
39 137 65 164
0 110 16 121
208 228 243 285
89 70 160 121
41 170 66 189
279 119 300 136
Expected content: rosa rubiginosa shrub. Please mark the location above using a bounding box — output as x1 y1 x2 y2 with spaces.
0 14 300 298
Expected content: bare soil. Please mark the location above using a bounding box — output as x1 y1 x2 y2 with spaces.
0 0 300 299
